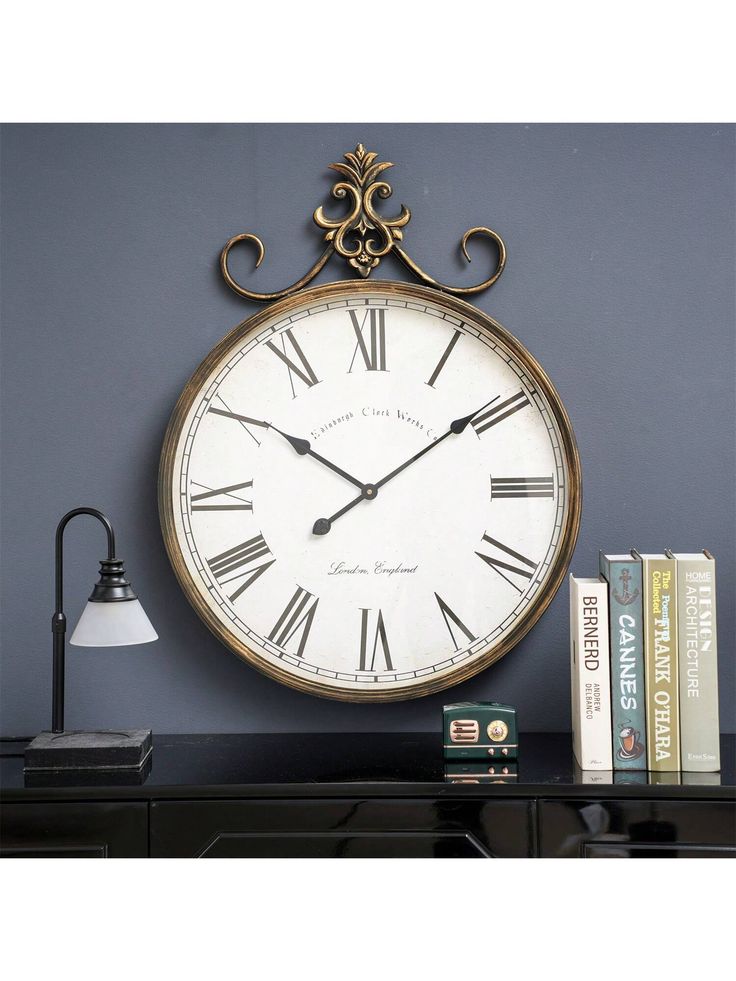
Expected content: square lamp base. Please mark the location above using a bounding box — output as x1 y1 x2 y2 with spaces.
24 728 152 771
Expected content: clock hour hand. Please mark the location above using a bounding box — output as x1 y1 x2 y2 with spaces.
269 425 366 491
312 483 377 536
312 396 501 535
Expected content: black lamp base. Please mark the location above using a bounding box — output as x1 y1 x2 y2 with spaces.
24 729 152 770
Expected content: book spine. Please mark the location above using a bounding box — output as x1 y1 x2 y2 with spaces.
600 557 647 769
570 577 613 769
642 558 680 770
676 557 720 771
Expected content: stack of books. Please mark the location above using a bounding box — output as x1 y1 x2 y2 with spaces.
570 550 720 773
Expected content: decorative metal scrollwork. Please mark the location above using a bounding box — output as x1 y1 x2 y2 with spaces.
220 143 507 302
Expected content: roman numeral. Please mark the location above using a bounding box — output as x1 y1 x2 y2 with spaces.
207 400 268 447
475 534 538 594
347 308 388 372
471 390 530 436
490 476 554 499
268 586 319 657
191 480 253 511
426 329 461 387
434 593 476 651
265 328 320 396
358 608 394 672
207 534 275 601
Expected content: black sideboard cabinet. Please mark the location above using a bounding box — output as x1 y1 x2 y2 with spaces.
1 733 734 858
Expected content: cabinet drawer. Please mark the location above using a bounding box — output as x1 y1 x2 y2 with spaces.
151 797 534 857
539 798 736 858
0 801 148 858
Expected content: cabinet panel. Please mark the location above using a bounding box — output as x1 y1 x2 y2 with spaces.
539 799 736 858
151 798 534 857
0 802 148 858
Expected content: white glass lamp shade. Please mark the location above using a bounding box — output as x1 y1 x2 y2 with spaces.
69 599 158 647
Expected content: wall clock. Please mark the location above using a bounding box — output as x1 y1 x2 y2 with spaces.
159 145 581 701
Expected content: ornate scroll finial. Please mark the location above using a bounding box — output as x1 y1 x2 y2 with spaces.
220 144 506 302
313 143 410 278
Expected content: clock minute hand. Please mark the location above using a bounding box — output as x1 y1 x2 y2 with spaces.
372 394 501 491
312 396 501 536
270 425 366 491
449 395 501 435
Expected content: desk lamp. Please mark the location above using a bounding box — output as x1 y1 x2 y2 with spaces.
24 508 158 771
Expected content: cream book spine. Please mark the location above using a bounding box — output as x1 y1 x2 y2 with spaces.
570 576 613 770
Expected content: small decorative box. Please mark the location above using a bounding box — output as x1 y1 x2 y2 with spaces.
443 702 518 760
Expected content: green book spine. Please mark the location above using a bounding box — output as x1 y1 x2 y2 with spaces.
599 553 647 769
638 554 680 771
671 552 720 771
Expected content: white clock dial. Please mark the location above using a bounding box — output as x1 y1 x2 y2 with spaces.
160 281 580 700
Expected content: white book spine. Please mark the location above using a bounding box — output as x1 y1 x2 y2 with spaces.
570 576 613 769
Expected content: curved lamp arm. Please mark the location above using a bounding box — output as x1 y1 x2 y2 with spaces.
52 508 116 733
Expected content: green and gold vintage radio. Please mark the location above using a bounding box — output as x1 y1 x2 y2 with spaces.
443 702 518 761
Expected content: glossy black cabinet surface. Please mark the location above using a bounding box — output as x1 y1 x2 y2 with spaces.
2 733 734 858
1 801 148 857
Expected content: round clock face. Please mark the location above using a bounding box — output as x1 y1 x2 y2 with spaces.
160 281 580 701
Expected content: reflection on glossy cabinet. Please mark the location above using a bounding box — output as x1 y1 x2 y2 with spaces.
539 799 736 858
150 798 534 858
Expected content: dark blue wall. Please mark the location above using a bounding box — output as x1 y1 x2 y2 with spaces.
1 123 733 734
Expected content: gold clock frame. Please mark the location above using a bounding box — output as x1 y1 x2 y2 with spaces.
159 278 582 702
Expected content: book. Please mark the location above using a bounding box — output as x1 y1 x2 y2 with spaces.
599 552 647 769
633 551 680 771
569 575 613 770
667 550 720 771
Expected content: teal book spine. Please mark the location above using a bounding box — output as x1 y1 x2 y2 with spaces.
599 553 647 769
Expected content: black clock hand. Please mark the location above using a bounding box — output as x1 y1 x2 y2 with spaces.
268 425 366 492
312 396 500 535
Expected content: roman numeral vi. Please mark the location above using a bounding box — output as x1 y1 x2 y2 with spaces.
358 608 394 672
